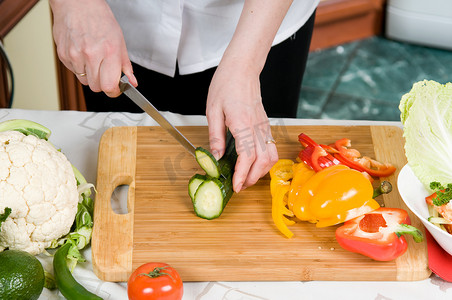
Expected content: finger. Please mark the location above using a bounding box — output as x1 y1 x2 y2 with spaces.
241 123 278 189
233 115 278 191
121 53 137 87
69 57 88 86
230 126 256 192
99 55 123 98
242 141 278 189
206 107 226 161
85 56 102 93
74 69 88 86
66 44 89 86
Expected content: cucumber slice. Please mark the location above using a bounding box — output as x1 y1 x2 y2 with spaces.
188 174 208 202
193 177 233 220
195 148 220 178
194 130 237 179
428 217 452 224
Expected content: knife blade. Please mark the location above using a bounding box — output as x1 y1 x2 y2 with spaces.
119 75 196 157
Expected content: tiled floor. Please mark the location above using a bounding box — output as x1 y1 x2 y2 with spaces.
298 36 452 121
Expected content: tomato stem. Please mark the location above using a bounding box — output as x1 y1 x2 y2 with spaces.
139 266 175 280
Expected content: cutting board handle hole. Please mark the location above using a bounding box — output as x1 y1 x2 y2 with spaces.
110 184 130 215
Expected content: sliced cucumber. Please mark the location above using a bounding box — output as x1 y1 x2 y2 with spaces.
190 130 237 219
188 174 208 202
194 130 237 179
428 217 452 224
195 148 220 178
193 176 233 220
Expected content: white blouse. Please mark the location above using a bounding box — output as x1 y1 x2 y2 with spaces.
106 0 320 77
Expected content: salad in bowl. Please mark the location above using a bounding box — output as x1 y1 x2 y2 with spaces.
398 80 452 255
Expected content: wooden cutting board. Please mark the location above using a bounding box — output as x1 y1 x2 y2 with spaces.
91 125 431 282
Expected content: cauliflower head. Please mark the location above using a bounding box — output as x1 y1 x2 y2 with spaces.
0 131 78 255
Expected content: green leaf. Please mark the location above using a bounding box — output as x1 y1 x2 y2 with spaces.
44 270 57 290
0 119 51 140
399 80 452 191
430 182 443 191
429 182 452 206
0 207 11 231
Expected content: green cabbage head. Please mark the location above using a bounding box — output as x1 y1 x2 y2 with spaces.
400 80 452 192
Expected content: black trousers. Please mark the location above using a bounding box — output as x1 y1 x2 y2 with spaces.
84 11 315 118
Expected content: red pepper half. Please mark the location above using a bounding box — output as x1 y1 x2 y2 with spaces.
333 138 396 177
335 208 423 261
298 133 341 172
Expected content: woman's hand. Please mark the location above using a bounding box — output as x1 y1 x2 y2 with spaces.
50 0 137 97
206 61 278 193
206 0 293 192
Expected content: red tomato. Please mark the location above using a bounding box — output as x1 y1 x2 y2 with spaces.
127 262 183 300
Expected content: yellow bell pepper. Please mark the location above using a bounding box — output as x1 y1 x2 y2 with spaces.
291 164 380 227
270 159 296 238
287 162 315 212
269 159 294 198
272 184 295 238
269 159 294 181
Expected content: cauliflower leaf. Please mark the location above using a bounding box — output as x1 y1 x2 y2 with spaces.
0 207 11 232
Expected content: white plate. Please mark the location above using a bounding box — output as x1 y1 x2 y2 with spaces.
397 164 452 255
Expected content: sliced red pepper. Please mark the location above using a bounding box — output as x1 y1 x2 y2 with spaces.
425 191 452 234
319 144 339 154
333 152 367 173
298 133 341 172
299 145 336 171
333 138 396 177
335 138 361 158
425 192 438 204
298 133 321 148
335 208 423 261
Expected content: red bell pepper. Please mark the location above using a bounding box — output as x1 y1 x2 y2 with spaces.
333 138 396 177
298 133 340 172
335 208 423 261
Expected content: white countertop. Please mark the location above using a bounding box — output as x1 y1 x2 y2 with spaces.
1 109 450 300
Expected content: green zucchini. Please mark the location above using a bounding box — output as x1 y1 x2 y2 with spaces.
190 130 237 219
188 174 208 202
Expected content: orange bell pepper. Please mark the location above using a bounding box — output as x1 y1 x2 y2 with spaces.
291 165 380 227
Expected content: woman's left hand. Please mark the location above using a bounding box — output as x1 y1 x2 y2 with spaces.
206 0 295 192
206 61 278 193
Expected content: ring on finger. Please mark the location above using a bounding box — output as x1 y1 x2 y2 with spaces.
265 138 276 144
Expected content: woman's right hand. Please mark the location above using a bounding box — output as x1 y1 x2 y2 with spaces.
50 0 137 97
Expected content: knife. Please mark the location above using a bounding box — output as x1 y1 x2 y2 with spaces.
119 75 196 157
